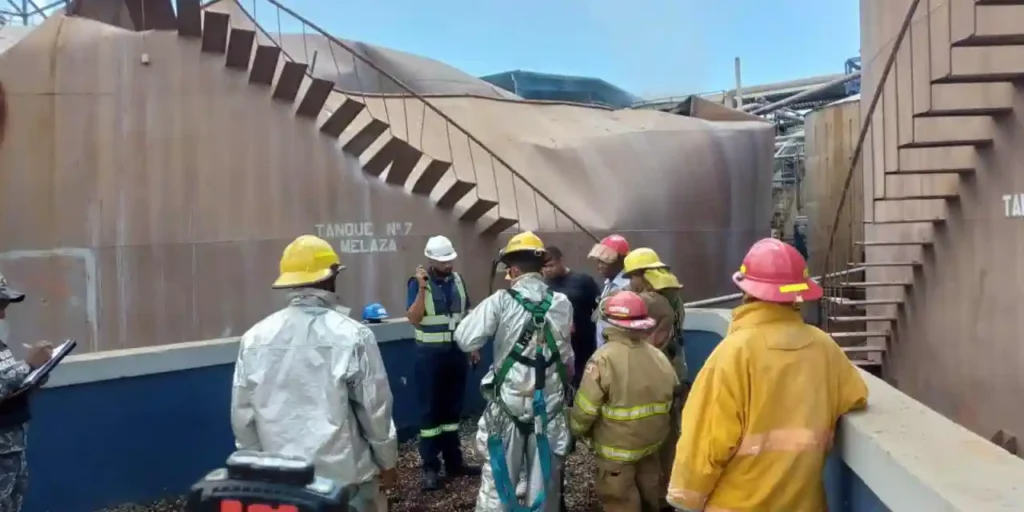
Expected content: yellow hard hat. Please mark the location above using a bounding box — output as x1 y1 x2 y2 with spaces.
623 248 668 274
644 268 681 291
500 231 545 258
272 235 343 289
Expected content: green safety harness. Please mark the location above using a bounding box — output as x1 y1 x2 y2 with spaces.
482 289 569 511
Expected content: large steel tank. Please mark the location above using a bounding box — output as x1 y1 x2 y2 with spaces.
0 13 773 352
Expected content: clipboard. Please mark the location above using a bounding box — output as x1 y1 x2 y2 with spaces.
14 339 77 395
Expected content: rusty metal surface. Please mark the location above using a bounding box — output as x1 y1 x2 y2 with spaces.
0 15 773 353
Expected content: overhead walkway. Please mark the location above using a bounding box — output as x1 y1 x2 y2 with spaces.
23 309 1024 511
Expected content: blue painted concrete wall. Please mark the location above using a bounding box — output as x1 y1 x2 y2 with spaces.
22 328 886 511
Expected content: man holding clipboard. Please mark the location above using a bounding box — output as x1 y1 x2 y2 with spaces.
0 273 54 512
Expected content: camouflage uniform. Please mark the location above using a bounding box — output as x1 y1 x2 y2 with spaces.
0 274 29 512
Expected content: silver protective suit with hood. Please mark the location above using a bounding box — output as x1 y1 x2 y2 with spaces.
454 273 574 512
231 289 398 495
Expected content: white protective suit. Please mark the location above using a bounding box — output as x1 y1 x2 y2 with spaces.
454 273 574 512
231 289 398 506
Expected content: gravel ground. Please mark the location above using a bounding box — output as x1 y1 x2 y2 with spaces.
100 419 599 512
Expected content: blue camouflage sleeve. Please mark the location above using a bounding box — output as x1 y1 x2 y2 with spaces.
0 344 30 401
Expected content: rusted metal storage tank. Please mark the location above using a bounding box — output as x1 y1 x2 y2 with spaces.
803 95 865 277
0 9 773 352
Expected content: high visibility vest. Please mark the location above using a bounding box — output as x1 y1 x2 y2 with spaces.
413 272 467 344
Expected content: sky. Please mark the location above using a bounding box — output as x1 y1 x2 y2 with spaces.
267 0 861 99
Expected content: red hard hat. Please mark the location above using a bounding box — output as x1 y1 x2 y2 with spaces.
601 291 656 331
732 238 822 303
589 234 630 263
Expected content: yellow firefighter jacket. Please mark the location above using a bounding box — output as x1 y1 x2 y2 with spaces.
570 325 679 463
667 300 868 512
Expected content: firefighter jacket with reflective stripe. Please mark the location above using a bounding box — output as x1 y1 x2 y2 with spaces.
412 272 467 344
667 300 868 512
570 325 678 463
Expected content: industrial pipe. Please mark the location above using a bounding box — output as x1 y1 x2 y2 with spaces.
684 267 866 308
750 72 862 116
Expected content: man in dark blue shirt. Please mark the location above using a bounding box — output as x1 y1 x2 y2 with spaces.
542 246 601 392
405 235 481 491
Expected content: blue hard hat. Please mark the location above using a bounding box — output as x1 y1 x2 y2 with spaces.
362 303 389 322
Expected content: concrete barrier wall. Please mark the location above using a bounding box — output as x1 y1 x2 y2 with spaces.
22 310 1024 511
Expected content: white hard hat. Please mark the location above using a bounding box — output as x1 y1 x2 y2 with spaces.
424 235 458 262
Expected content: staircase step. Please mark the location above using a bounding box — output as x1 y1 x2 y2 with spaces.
225 27 255 70
460 199 499 222
200 11 229 54
362 138 421 182
882 174 960 199
829 315 899 322
127 0 177 30
830 331 891 339
320 97 366 138
950 46 1024 81
296 78 334 119
410 160 452 196
249 45 281 86
927 83 1014 116
479 214 519 236
826 298 904 307
958 4 1024 45
855 240 932 247
897 146 977 174
833 282 912 288
903 116 994 148
436 181 476 209
842 346 887 354
175 0 202 37
272 61 308 102
852 262 922 267
872 199 947 224
852 359 883 368
342 119 390 158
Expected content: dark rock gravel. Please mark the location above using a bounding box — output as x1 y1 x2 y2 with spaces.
99 419 599 512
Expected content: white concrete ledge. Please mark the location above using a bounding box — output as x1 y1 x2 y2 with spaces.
44 319 415 389
839 373 1024 511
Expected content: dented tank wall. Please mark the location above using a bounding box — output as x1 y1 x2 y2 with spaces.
0 16 773 352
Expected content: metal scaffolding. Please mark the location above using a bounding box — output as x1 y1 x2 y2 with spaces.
0 0 68 26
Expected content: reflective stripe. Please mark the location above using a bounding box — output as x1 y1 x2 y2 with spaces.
594 441 661 462
415 273 467 343
735 427 833 456
421 423 460 439
420 426 443 438
666 488 708 511
575 392 600 416
574 392 671 421
415 331 453 343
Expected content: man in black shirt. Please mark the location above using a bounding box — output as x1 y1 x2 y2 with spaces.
542 245 601 391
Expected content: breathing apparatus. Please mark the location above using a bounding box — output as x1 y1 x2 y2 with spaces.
186 451 348 512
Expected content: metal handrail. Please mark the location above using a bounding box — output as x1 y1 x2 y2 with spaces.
818 0 922 302
684 266 866 308
230 0 598 241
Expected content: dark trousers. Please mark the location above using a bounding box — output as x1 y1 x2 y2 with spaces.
415 344 469 473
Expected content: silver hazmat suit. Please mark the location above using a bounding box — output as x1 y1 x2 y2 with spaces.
454 273 574 512
231 289 398 494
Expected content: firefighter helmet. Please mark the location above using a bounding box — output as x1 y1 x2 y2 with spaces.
732 238 821 303
600 291 656 331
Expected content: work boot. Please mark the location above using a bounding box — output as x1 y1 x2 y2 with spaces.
421 469 442 492
446 463 482 477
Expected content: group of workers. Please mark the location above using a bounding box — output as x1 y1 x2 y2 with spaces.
0 225 868 512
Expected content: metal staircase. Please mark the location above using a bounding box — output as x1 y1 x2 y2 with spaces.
818 0 1024 377
126 0 595 238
